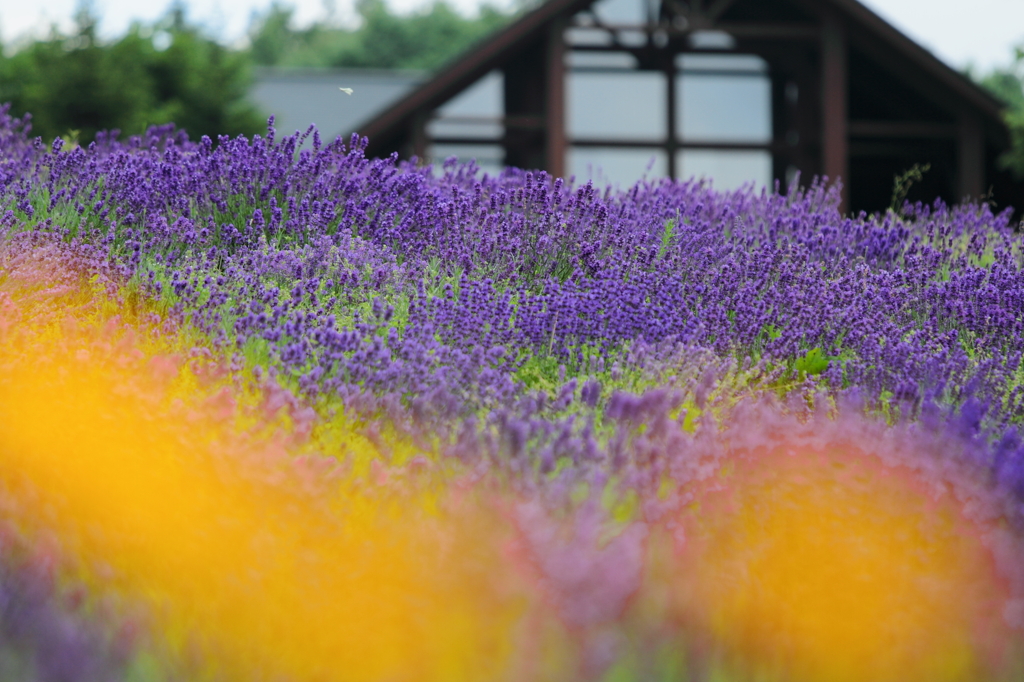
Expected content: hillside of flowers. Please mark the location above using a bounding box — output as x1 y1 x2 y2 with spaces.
2 102 1024 681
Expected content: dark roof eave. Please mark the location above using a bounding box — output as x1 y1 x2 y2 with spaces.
825 0 1008 125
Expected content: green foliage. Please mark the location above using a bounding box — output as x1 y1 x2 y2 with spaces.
977 46 1024 179
141 9 265 140
0 4 265 144
889 163 931 215
1003 104 1024 180
794 347 830 377
247 0 517 71
657 216 676 260
248 3 361 68
980 68 1024 109
0 0 516 145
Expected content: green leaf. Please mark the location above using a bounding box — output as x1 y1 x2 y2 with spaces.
794 347 830 376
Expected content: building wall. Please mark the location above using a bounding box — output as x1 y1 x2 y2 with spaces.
251 69 425 143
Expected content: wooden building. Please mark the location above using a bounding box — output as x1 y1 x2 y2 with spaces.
356 0 1024 214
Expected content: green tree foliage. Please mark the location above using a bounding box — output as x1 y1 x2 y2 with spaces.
0 4 265 144
247 0 516 71
248 3 360 69
977 47 1024 178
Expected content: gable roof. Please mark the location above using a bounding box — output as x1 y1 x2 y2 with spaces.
359 0 589 155
358 0 1010 158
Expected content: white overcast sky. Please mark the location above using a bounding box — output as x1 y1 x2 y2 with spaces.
2 0 1023 73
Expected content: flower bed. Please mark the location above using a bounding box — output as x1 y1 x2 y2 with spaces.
1 104 1023 680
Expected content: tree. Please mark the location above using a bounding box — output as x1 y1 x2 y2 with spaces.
978 47 1024 178
143 6 266 140
0 4 265 144
246 0 516 72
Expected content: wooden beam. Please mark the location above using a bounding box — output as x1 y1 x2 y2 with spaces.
822 13 848 211
719 23 819 40
546 20 567 178
848 120 957 139
667 48 678 179
571 138 779 151
793 53 824 182
503 36 547 170
430 114 544 131
704 0 739 22
569 139 666 148
586 22 819 40
505 115 546 130
661 0 693 25
958 114 984 200
411 113 428 162
849 140 951 157
431 137 506 145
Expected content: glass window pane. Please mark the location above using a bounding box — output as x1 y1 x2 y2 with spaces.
676 74 771 142
676 150 772 191
675 54 771 143
429 71 504 139
591 0 647 25
571 11 598 26
427 119 503 139
615 29 648 48
570 147 667 188
437 71 503 117
567 51 638 69
569 72 665 140
566 27 614 46
687 30 736 50
676 54 767 73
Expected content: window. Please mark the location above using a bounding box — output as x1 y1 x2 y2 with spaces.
568 70 665 141
427 71 504 139
676 54 771 143
676 150 772 191
590 0 648 26
570 148 668 188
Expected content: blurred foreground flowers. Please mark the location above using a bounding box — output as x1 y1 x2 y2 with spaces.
0 257 1021 681
1 105 1024 680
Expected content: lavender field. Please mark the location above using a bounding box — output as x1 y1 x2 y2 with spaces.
1 102 1024 681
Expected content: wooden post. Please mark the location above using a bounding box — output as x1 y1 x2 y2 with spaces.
411 112 428 163
503 37 548 171
545 19 566 179
957 114 984 200
667 55 678 179
821 13 848 211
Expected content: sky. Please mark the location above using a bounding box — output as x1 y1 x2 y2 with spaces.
1 0 1023 74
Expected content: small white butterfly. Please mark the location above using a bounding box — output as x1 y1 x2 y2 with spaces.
339 87 354 95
